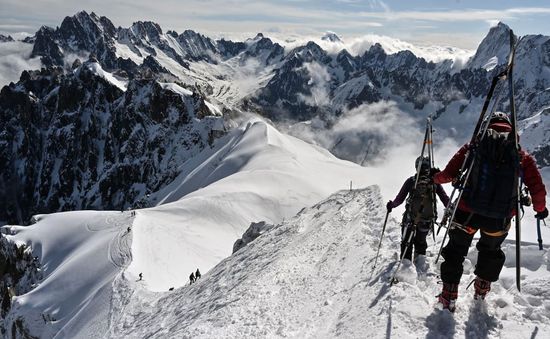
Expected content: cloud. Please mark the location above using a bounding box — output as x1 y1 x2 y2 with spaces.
276 100 461 210
368 0 390 12
486 19 500 28
0 24 36 32
268 32 474 66
0 41 42 87
281 101 421 165
356 7 550 22
227 56 274 101
297 62 331 107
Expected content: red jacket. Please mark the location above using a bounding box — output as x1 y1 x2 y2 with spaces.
434 144 547 215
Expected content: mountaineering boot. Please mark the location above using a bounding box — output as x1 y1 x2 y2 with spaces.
438 282 458 312
474 276 491 300
414 253 428 273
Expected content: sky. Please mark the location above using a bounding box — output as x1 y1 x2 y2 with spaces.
1 0 550 49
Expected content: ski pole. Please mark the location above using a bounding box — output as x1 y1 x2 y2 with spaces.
372 210 390 270
389 226 415 285
537 218 543 250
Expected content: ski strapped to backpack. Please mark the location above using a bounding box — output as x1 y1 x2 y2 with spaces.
389 117 436 285
434 30 523 292
506 30 523 291
428 120 437 241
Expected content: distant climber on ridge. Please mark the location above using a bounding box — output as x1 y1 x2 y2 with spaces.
432 112 547 312
195 268 201 280
387 156 449 266
189 272 196 285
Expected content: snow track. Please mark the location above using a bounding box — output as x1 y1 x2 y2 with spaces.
110 186 550 338
108 222 133 269
4 211 138 338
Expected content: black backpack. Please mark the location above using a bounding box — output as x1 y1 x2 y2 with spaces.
462 128 520 218
405 171 436 225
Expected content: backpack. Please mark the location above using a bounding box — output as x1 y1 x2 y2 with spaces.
405 171 436 225
462 128 520 218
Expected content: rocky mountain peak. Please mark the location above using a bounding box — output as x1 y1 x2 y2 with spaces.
177 30 218 61
368 42 385 54
295 41 328 62
0 34 14 42
166 30 178 38
467 21 512 70
321 31 342 43
130 21 163 41
360 42 387 66
31 26 64 66
60 10 110 39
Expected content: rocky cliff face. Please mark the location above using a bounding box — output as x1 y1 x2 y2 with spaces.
0 232 42 336
0 35 14 43
0 59 224 224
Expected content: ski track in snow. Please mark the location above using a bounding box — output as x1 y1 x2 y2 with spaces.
85 212 134 268
107 217 134 269
78 212 136 338
108 187 550 338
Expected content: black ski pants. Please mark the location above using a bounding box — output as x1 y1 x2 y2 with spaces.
401 222 429 261
440 209 510 284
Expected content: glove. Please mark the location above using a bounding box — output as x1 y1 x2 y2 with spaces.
429 167 441 177
386 200 393 212
535 208 548 219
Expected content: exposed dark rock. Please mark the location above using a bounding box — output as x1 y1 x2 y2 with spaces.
233 221 274 253
0 35 14 43
0 234 42 334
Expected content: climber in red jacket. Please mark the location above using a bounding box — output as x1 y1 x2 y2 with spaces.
432 112 547 312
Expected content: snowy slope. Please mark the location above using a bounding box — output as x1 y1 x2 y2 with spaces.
127 119 374 292
3 211 133 338
2 118 549 338
81 61 128 91
2 118 373 336
520 107 550 165
111 187 550 338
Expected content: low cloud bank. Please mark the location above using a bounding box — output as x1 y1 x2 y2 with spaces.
270 33 473 69
0 41 42 87
277 100 461 204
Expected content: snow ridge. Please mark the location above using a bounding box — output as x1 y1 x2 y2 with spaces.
111 187 550 338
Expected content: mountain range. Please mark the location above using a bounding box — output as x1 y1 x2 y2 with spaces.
0 11 549 225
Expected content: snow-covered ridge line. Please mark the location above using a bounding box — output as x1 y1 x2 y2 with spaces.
80 61 128 91
112 186 550 338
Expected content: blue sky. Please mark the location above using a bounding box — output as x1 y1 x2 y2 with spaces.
1 0 550 48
